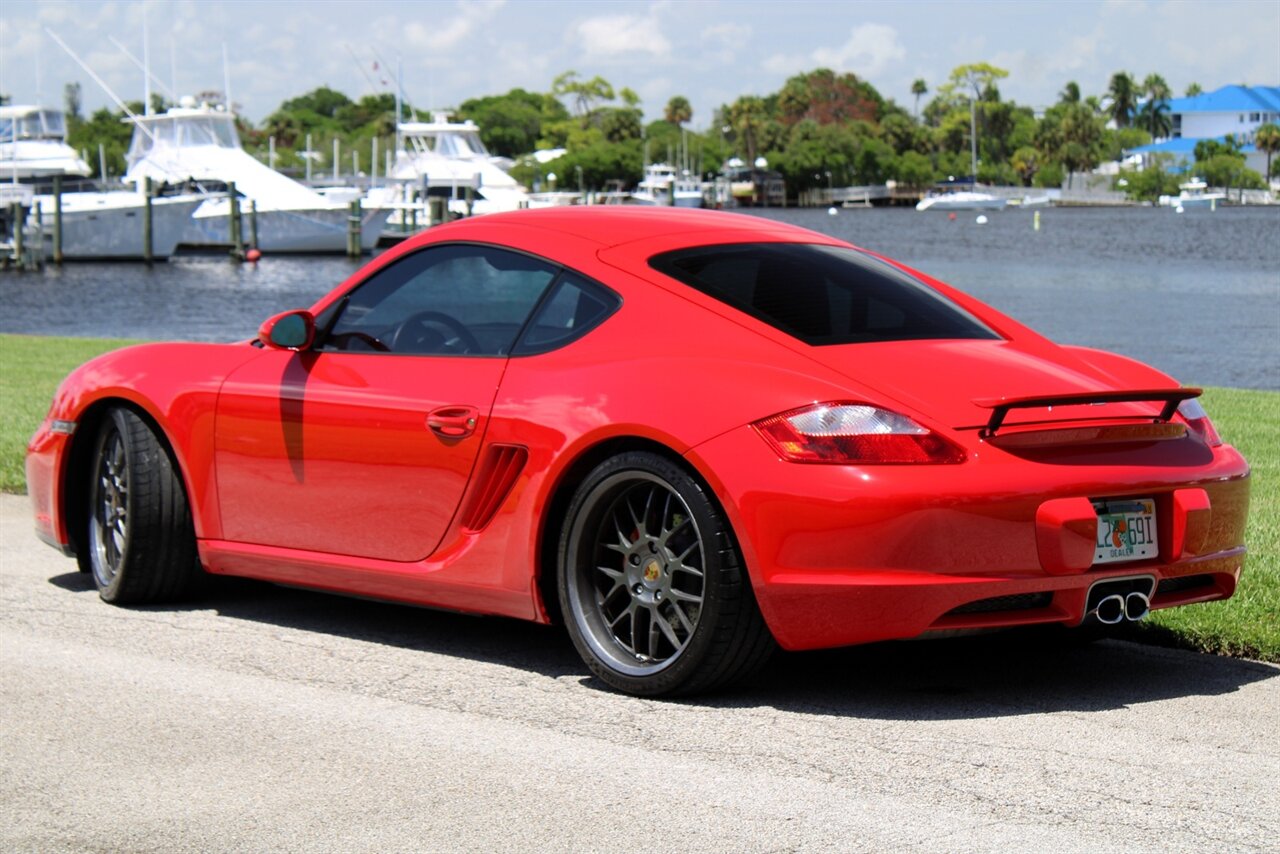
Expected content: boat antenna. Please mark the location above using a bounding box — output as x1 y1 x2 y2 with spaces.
222 43 233 113
343 43 380 96
371 45 416 116
45 28 155 141
143 3 151 115
108 36 177 102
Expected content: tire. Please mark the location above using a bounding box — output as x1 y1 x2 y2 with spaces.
558 451 774 696
78 407 204 604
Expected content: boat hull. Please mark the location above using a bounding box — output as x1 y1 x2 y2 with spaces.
185 203 392 253
916 193 1008 212
31 194 201 260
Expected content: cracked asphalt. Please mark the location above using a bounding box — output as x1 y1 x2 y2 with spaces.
2 493 1277 852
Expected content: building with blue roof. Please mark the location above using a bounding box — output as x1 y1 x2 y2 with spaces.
1125 84 1278 180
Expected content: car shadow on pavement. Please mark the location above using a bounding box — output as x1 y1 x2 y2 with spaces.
48 569 1279 719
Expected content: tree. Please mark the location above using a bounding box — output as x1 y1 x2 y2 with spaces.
1011 146 1040 185
1139 73 1172 138
552 71 615 127
1185 82 1203 97
944 62 1009 178
664 95 692 126
458 88 566 157
1105 72 1137 128
1254 123 1280 180
894 150 935 187
727 95 768 163
775 68 882 127
64 82 82 123
911 79 927 118
1059 81 1081 104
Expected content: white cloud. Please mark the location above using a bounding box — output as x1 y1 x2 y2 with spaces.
572 13 671 59
812 23 906 77
764 23 905 80
403 0 506 52
700 22 751 64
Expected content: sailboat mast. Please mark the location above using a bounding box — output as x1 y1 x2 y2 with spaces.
143 4 152 115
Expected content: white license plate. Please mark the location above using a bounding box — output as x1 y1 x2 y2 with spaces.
1093 499 1158 564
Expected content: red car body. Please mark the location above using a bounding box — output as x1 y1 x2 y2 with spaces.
27 208 1250 692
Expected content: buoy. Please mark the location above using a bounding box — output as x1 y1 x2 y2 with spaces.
975 215 989 225
948 212 957 221
1175 205 1185 214
827 206 838 216
246 248 262 262
1033 211 1041 231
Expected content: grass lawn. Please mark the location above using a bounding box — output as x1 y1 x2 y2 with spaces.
1 332 1276 661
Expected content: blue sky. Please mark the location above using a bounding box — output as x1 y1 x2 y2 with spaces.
3 0 1278 125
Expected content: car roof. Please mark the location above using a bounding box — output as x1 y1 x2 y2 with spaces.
431 206 826 248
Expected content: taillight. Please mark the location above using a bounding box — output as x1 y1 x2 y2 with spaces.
753 402 967 464
1178 399 1222 447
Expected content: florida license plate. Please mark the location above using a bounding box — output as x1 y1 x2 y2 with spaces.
1093 499 1158 564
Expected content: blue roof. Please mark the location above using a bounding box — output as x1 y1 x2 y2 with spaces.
1126 136 1257 155
1165 85 1280 114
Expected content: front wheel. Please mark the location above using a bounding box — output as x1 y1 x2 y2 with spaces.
79 407 204 604
558 452 774 696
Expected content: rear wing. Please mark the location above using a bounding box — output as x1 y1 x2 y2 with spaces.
972 388 1202 438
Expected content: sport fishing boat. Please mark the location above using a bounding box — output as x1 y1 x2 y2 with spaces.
125 98 389 253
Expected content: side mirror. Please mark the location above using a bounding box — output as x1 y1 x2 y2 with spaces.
258 310 315 350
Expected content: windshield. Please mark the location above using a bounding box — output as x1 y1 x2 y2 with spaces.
650 243 998 346
128 114 240 160
0 110 67 141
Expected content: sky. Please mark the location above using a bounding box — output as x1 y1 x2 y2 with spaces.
2 0 1278 127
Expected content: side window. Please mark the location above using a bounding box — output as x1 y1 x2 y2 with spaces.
319 245 558 356
511 272 620 355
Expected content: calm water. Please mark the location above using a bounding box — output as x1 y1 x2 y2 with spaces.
2 206 1278 389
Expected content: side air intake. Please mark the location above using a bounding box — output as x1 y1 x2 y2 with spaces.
460 445 529 533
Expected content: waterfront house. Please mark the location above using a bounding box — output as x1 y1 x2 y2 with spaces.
1125 84 1279 180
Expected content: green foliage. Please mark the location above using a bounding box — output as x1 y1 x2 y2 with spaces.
66 104 139 178
1197 155 1265 189
664 95 692 126
457 88 566 159
1114 154 1182 200
893 150 935 187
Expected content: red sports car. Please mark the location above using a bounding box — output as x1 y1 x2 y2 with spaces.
26 208 1250 696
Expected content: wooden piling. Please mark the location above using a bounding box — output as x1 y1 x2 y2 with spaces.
250 200 259 249
228 181 243 259
429 197 445 225
12 203 24 262
143 177 154 264
347 200 361 257
52 175 63 265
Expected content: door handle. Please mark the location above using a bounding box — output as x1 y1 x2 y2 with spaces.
427 405 479 438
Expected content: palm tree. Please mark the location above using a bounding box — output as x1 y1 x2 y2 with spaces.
1105 72 1137 128
1141 74 1173 139
911 79 927 119
1256 123 1280 180
1185 82 1204 97
1059 81 1081 104
664 95 692 127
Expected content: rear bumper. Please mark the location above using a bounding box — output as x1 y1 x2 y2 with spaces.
687 426 1251 651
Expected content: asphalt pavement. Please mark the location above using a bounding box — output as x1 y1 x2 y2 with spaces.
2 493 1277 852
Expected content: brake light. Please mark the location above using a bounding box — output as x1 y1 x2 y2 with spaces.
1178 399 1222 447
753 403 967 464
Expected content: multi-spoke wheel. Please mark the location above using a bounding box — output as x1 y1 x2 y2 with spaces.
80 407 204 604
559 451 774 696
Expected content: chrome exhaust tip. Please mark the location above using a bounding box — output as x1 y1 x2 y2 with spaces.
1094 594 1126 625
1124 592 1151 622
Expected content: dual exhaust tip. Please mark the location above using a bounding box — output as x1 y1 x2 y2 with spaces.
1091 591 1151 625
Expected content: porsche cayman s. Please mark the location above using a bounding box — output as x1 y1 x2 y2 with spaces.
26 208 1250 695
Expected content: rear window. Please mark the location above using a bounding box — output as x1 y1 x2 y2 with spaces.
649 243 998 346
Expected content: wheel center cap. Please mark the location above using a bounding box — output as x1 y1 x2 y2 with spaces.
642 558 662 584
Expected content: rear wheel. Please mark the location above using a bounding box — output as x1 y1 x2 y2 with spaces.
558 451 774 696
79 407 203 604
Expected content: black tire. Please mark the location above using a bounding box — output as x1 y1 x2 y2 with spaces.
77 407 204 604
558 451 774 696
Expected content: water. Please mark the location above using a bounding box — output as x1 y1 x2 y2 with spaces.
1 206 1277 389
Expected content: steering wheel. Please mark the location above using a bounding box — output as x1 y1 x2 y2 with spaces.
386 310 481 354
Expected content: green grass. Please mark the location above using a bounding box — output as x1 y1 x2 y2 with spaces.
1 333 1276 661
0 334 141 492
1138 386 1280 661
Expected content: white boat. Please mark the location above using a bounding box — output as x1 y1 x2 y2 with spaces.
0 104 91 180
1160 178 1227 211
29 190 202 260
916 190 1008 211
630 163 703 207
367 113 532 218
125 99 390 253
3 104 198 259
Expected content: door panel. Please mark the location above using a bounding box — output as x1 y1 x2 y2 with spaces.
214 349 505 561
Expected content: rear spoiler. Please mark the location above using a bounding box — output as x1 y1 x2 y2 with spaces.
972 388 1202 438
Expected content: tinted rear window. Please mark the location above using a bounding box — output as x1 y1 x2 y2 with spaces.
650 243 998 345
